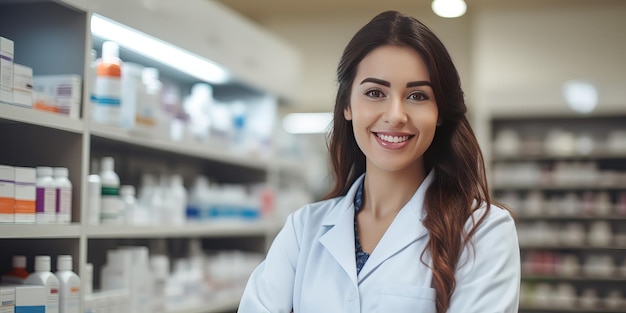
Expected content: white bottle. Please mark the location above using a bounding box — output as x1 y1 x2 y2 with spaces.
163 174 187 225
36 166 57 224
183 83 213 141
120 62 144 129
121 185 148 225
24 255 60 313
92 41 123 126
53 167 72 224
150 255 169 313
135 67 161 133
99 157 123 224
55 255 80 313
87 174 101 225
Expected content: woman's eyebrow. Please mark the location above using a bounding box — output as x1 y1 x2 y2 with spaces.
360 77 390 87
406 80 432 88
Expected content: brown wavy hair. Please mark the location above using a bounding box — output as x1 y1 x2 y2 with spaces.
324 11 491 312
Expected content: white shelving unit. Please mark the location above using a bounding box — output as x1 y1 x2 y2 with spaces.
0 1 301 312
491 115 626 313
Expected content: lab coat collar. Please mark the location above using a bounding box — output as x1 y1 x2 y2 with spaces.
319 170 435 285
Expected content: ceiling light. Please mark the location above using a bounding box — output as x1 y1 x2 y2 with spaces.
562 80 598 114
283 113 333 134
91 14 229 84
432 0 467 18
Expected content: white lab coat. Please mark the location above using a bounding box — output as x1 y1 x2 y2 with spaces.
238 171 520 312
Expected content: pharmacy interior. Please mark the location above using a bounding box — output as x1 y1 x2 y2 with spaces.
1 0 626 312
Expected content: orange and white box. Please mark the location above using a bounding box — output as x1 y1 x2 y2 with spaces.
14 167 36 223
0 165 15 223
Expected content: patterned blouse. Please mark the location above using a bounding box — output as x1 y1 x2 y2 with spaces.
354 180 370 274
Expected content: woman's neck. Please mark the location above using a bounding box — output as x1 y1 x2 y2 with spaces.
362 162 427 220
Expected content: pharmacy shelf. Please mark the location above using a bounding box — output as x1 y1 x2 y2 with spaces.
518 215 626 221
520 245 626 251
522 275 626 282
169 292 242 313
493 184 626 192
0 104 84 133
89 124 269 170
84 220 282 239
519 305 626 313
0 224 81 239
493 152 626 162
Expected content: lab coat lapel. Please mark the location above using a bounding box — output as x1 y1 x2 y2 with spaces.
357 171 435 282
319 175 365 286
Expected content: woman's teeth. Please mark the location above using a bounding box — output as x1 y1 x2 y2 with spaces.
376 134 410 143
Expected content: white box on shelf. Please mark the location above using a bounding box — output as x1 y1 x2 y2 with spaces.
0 165 15 223
14 285 45 313
14 167 36 224
0 286 15 313
33 74 82 119
12 64 33 108
0 36 14 104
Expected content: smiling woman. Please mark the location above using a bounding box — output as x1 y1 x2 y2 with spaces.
238 10 520 313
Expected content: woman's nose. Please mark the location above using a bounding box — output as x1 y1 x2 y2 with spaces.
383 97 408 126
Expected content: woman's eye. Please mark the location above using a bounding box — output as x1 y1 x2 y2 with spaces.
408 92 428 101
365 89 384 98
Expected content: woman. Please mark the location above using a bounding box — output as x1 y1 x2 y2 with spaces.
238 10 520 313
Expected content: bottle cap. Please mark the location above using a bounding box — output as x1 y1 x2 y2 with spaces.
57 255 73 271
101 157 115 172
53 167 69 178
102 41 120 59
34 255 51 272
36 166 53 178
13 255 26 268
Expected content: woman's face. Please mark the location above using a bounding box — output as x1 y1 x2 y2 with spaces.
345 44 439 174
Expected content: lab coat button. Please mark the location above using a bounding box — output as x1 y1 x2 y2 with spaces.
347 290 356 301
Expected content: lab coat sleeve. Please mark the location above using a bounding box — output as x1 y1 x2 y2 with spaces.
448 207 521 313
238 211 301 313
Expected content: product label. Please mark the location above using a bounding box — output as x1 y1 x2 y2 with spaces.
35 187 55 214
60 286 79 313
0 56 14 93
46 285 59 313
92 77 121 106
56 187 72 223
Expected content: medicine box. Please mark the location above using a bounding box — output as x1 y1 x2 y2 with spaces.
0 37 14 104
12 64 33 108
33 74 82 119
14 167 36 224
14 285 45 313
0 165 15 223
0 286 15 313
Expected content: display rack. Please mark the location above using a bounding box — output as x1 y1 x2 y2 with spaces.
0 1 301 312
491 115 626 313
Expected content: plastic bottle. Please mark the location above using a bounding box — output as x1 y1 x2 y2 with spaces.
120 62 144 129
183 83 213 141
92 41 122 126
135 67 161 133
55 255 80 313
121 185 148 225
150 255 169 313
99 157 123 224
186 176 210 222
24 255 60 313
53 167 72 224
1 255 30 284
163 174 187 225
87 174 101 225
36 166 57 224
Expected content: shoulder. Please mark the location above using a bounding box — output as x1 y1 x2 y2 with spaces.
467 202 516 232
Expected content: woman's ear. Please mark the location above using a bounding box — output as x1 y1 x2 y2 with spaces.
344 107 353 121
